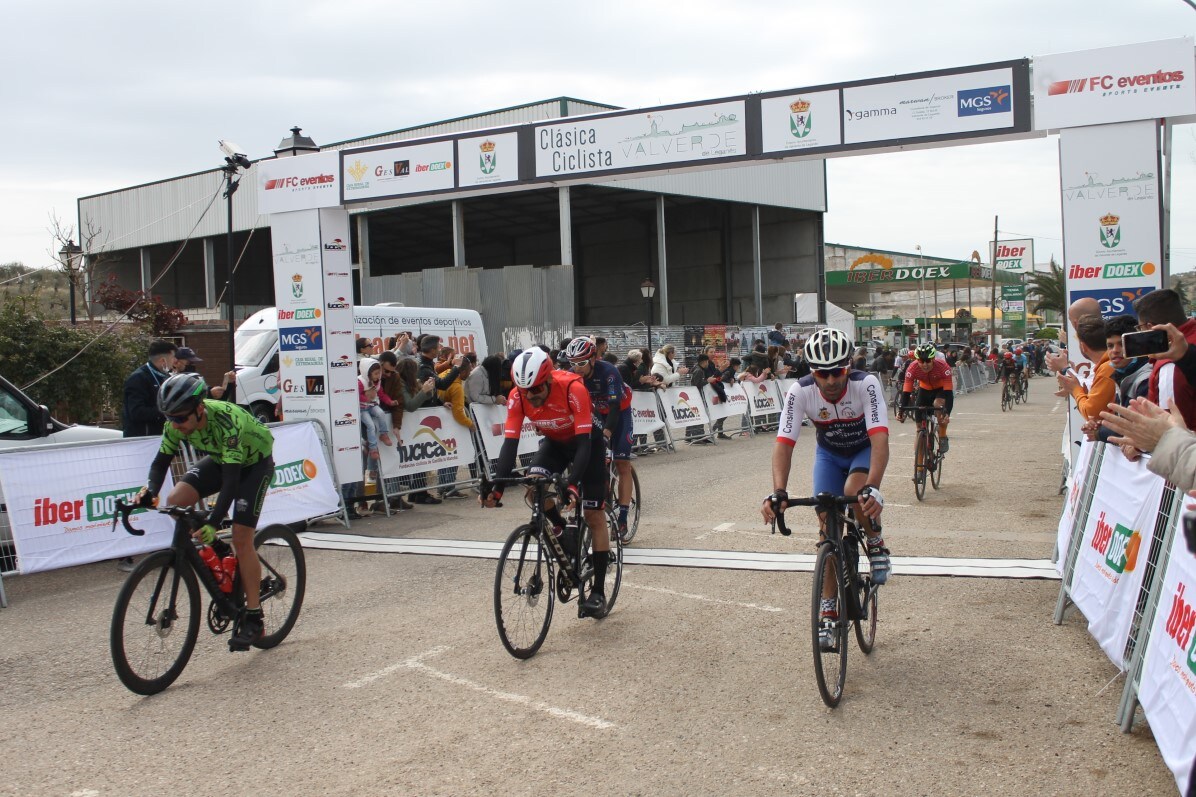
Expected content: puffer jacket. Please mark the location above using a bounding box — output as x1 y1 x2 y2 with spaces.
651 352 682 387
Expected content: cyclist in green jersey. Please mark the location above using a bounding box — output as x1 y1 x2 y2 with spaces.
136 373 275 651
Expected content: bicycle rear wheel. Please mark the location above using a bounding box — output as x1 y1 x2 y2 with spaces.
494 524 555 659
110 550 201 695
617 466 641 544
811 543 848 707
913 429 928 501
1001 384 1010 412
581 520 623 616
253 524 307 649
850 536 878 654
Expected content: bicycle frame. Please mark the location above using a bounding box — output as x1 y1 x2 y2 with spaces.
773 493 868 619
494 476 586 591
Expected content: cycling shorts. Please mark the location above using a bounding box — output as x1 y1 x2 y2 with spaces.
179 455 274 528
529 433 607 510
607 407 634 461
813 445 871 497
915 387 953 416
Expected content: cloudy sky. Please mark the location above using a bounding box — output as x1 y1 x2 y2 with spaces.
2 0 1194 274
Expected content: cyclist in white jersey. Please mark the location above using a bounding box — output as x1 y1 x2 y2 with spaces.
761 327 892 649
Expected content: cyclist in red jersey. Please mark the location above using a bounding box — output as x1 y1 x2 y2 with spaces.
897 342 954 453
482 348 612 617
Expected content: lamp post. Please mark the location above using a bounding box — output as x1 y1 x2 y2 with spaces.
915 244 924 342
218 140 252 368
641 277 656 352
58 239 83 326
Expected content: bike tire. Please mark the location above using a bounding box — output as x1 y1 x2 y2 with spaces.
913 430 928 501
811 543 848 708
494 524 555 659
930 434 943 490
110 550 201 695
581 520 623 616
253 524 307 649
622 466 641 544
852 536 878 655
1022 377 1030 402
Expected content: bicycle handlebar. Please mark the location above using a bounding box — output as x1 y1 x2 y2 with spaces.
111 498 207 537
479 473 571 509
770 492 861 537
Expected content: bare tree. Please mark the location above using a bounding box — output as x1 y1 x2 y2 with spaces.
48 212 115 323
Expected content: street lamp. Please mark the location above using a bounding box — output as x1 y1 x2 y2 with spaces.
219 140 252 367
58 239 83 326
915 244 924 342
641 277 656 352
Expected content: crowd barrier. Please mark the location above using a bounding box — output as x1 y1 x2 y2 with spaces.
1054 440 1195 794
0 420 342 596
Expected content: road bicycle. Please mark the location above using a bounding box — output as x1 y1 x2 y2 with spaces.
109 500 306 695
488 473 624 659
606 454 641 544
770 492 879 708
1000 377 1014 412
899 404 943 500
1017 371 1030 404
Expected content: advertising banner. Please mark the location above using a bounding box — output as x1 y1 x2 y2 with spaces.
376 406 476 478
660 386 710 430
457 132 519 188
255 422 340 528
271 209 330 429
760 89 842 154
990 238 1035 273
776 378 798 399
1069 448 1165 668
630 391 666 436
256 151 341 215
1060 118 1164 370
1137 505 1196 795
319 208 362 484
703 383 748 421
746 380 783 418
0 438 175 575
1033 38 1195 131
1056 439 1098 576
469 403 542 463
342 139 456 202
534 100 746 178
842 65 1021 145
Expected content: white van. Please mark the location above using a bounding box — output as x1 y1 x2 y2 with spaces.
234 305 488 421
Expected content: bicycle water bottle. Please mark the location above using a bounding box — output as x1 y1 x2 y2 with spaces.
198 545 228 592
219 555 237 594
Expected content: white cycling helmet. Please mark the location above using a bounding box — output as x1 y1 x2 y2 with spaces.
511 348 553 390
804 327 852 368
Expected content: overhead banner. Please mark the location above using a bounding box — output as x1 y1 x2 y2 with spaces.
703 383 749 421
376 406 476 478
660 386 711 430
990 238 1035 272
342 139 456 202
256 151 342 215
533 100 747 178
1138 505 1196 795
1060 120 1164 327
1069 447 1164 669
759 90 842 154
0 438 176 574
1033 38 1195 131
457 132 520 188
630 391 666 436
255 422 341 527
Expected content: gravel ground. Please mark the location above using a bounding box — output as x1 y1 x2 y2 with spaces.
0 377 1175 796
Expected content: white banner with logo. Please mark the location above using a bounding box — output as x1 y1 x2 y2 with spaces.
630 391 666 436
759 90 842 154
703 383 749 421
255 422 340 527
1070 448 1165 669
0 438 176 574
777 378 798 399
660 386 711 430
376 406 476 478
342 140 456 202
469 403 542 463
1056 439 1099 575
255 150 341 215
746 380 783 418
1033 38 1194 131
989 238 1035 273
1138 504 1196 795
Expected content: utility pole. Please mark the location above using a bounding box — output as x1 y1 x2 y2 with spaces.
990 215 999 351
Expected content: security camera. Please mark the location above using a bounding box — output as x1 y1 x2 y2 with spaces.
218 139 252 170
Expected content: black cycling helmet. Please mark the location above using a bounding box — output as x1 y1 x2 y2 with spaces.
157 372 207 416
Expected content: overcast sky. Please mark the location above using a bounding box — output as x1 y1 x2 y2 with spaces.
2 0 1194 275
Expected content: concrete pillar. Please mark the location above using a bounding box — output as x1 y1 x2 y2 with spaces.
139 248 152 293
356 214 371 278
656 195 669 326
451 200 466 268
752 206 763 325
203 238 217 308
558 187 573 265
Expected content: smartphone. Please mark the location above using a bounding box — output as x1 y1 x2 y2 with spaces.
1122 329 1169 358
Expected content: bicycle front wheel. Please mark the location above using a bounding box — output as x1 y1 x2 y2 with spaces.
851 537 879 655
618 466 642 544
110 550 201 695
811 543 848 708
913 430 928 501
581 520 623 616
930 434 943 490
494 525 555 659
253 524 307 649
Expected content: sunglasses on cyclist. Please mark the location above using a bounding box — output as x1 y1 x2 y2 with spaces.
166 409 196 423
812 367 847 378
525 383 550 397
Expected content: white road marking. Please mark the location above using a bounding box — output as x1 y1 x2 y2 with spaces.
624 582 784 612
1052 399 1064 414
696 521 736 540
343 646 616 729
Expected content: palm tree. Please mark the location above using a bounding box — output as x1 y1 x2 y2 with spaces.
1026 257 1065 316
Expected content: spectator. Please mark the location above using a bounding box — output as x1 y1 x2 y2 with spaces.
687 352 721 444
1057 315 1115 422
1046 297 1101 373
636 348 662 390
173 346 236 401
466 354 504 406
392 358 439 506
852 347 868 373
748 341 769 372
416 336 463 503
1102 398 1196 492
356 336 374 358
740 361 771 384
389 331 418 361
122 340 177 438
767 323 787 348
1095 314 1153 454
603 352 618 365
595 337 609 360
376 351 413 512
437 357 474 498
788 346 811 380
651 345 688 386
1135 287 1196 430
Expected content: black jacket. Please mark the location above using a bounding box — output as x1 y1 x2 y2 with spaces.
122 363 171 438
417 355 460 407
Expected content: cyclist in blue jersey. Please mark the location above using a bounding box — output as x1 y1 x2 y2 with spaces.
761 327 891 650
565 337 636 541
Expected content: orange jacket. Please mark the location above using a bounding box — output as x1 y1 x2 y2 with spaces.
1071 352 1116 421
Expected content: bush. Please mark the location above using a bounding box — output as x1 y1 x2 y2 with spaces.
1032 327 1060 341
0 295 151 424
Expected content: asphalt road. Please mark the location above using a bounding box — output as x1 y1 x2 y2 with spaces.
0 376 1175 796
